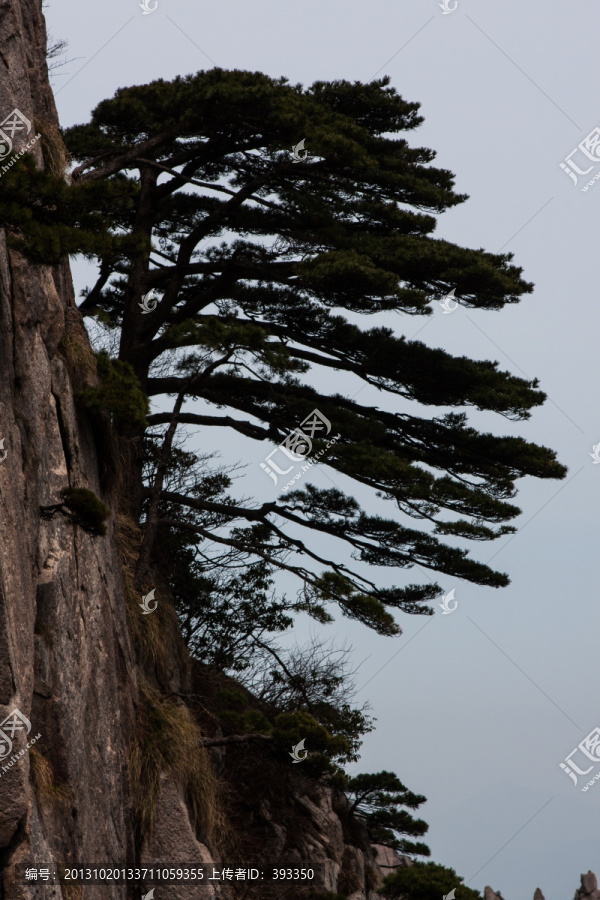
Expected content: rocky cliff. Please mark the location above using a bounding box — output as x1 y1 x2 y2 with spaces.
0 4 386 899
0 1 137 895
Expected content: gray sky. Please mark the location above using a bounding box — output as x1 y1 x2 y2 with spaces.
45 1 600 896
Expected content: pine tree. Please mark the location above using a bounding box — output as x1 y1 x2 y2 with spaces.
22 67 565 636
381 860 482 900
344 770 430 857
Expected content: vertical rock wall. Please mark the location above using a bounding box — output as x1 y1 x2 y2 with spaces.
0 3 137 896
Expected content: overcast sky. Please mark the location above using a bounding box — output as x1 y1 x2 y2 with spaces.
44 1 600 896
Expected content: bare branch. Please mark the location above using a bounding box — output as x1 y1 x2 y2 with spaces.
198 733 272 747
146 412 272 442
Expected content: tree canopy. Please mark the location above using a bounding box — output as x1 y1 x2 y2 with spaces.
344 770 430 857
0 63 567 873
381 860 482 900
5 67 566 640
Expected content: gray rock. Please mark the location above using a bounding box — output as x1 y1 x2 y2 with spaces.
484 888 502 900
372 844 413 869
576 871 599 898
0 4 139 894
142 774 230 900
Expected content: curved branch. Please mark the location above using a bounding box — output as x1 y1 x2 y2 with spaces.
157 516 321 585
135 158 282 212
146 412 272 441
78 259 115 315
156 491 381 594
72 130 175 182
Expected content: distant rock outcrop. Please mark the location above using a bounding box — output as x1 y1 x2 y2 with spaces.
484 887 503 900
484 870 600 900
575 871 600 900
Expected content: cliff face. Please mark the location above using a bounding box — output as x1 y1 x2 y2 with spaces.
0 1 137 894
0 5 384 899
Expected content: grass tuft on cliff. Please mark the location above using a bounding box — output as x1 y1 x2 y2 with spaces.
130 681 227 852
117 512 186 677
30 748 73 812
